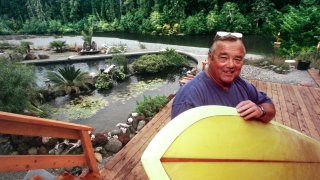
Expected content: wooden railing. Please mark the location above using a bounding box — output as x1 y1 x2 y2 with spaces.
0 111 100 178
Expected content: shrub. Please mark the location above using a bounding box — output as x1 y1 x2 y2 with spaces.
49 40 67 53
110 54 128 73
48 20 63 34
0 57 36 113
20 18 48 34
132 49 189 74
133 54 166 74
95 74 113 90
135 95 169 117
110 67 126 82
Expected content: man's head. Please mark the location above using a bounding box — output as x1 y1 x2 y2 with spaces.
206 32 246 89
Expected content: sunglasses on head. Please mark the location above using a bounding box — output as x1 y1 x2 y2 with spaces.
214 31 243 40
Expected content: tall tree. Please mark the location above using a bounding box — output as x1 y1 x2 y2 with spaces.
26 0 46 21
70 0 80 21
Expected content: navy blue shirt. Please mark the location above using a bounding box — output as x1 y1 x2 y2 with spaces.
171 71 273 119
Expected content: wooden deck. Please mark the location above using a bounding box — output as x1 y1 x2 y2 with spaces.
100 80 320 179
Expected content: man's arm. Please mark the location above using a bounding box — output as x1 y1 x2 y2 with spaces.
236 100 276 123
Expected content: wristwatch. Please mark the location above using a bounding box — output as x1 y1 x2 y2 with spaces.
258 105 266 118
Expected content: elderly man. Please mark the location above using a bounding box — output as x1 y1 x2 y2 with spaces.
172 31 275 122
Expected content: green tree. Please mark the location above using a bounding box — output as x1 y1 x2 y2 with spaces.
279 3 320 55
0 57 36 113
26 0 46 21
218 2 252 33
46 66 91 95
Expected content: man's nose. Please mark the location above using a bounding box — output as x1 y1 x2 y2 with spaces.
226 59 235 67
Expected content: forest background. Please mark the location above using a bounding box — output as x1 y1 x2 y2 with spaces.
0 0 319 56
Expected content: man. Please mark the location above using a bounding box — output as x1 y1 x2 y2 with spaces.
171 31 275 123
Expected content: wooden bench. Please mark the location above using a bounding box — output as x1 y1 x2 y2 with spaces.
0 112 100 178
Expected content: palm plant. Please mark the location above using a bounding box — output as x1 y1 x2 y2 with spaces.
46 66 91 95
49 40 67 53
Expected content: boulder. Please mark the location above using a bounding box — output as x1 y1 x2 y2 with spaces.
137 120 146 131
92 133 108 147
94 152 103 163
104 138 122 153
28 147 38 155
38 54 50 59
24 53 38 60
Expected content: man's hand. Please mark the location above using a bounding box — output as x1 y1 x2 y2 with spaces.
236 100 276 123
236 100 263 120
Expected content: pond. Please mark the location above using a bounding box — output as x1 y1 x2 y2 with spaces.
35 58 193 132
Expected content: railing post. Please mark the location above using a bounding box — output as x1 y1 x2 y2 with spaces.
80 130 101 178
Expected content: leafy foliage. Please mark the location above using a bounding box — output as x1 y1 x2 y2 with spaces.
133 49 189 74
135 95 169 117
0 57 36 113
46 66 91 95
95 74 113 90
110 54 128 74
49 40 67 53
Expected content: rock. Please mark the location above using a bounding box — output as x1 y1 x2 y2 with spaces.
145 117 152 123
136 115 145 121
92 133 108 147
104 138 122 153
131 112 139 117
137 120 146 131
28 147 38 155
38 54 50 59
38 146 48 154
127 117 133 123
132 118 139 130
10 151 19 155
94 152 103 163
118 133 130 146
110 129 122 136
0 142 13 155
24 53 38 60
42 137 51 144
116 123 131 128
94 147 103 152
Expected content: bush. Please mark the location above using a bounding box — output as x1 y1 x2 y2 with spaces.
110 54 128 73
110 67 126 82
133 49 189 74
95 74 113 90
0 57 36 113
133 54 166 74
181 12 207 34
48 20 63 34
49 40 67 53
135 95 169 117
20 18 48 34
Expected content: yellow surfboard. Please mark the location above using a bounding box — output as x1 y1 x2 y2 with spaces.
141 106 320 180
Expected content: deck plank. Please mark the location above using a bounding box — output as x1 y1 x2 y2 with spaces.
101 101 172 179
308 69 320 87
292 85 320 140
286 84 311 136
101 80 320 179
299 87 320 138
271 83 282 123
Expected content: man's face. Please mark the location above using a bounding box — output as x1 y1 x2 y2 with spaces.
207 39 245 88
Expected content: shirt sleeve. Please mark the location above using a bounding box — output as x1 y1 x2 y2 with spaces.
247 82 273 105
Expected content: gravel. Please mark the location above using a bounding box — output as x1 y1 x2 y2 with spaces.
240 65 317 87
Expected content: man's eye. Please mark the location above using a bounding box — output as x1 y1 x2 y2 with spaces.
219 56 228 61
